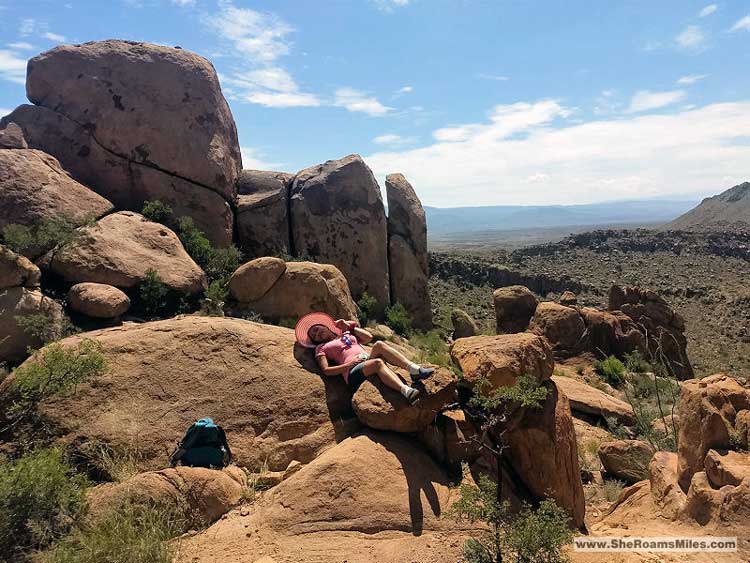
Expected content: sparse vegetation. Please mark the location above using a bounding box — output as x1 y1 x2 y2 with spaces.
357 292 378 326
602 479 626 503
594 355 625 387
141 200 174 226
1 216 86 257
48 500 188 563
0 448 89 558
577 438 602 472
409 329 455 371
200 280 228 317
139 269 169 317
90 444 146 483
385 302 412 336
15 310 76 350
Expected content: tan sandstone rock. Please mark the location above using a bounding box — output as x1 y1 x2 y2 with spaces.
529 301 585 356
236 170 292 258
559 291 577 306
228 257 287 303
649 451 687 519
0 121 27 149
67 282 130 318
230 260 357 322
450 333 554 390
87 465 247 525
0 287 64 363
290 155 390 312
704 449 750 488
677 373 750 491
597 439 655 484
351 365 456 432
451 308 478 339
386 173 431 330
0 245 40 289
23 316 357 472
683 471 732 526
50 211 207 295
551 375 636 426
493 285 537 334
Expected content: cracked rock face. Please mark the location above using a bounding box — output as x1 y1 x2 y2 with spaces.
2 40 241 247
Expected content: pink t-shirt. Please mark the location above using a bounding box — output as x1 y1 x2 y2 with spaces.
315 332 368 381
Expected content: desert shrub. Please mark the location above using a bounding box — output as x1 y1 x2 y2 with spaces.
385 302 412 336
48 500 188 563
139 269 169 316
141 200 174 226
200 280 228 317
90 444 145 483
471 373 548 412
175 216 242 287
577 438 602 472
0 448 89 557
204 245 242 285
2 216 87 257
279 317 297 329
357 292 378 326
623 350 651 374
238 309 265 323
409 329 455 370
451 474 572 563
2 223 35 254
602 479 626 502
594 355 625 386
15 310 77 350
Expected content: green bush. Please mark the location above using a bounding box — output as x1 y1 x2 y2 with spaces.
139 269 169 316
141 200 174 226
385 302 412 336
2 216 83 257
409 330 454 370
357 292 378 326
200 280 228 316
15 311 77 350
595 355 625 386
176 216 213 269
2 223 35 254
623 350 652 374
48 501 188 563
205 245 242 284
470 373 548 412
0 448 89 556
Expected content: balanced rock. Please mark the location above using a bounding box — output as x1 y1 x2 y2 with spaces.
229 259 357 322
351 364 456 432
551 375 636 426
67 282 130 318
87 466 246 525
677 374 750 491
704 449 750 488
493 285 537 333
236 170 292 258
0 287 64 363
386 173 431 330
23 316 356 472
0 121 27 149
450 333 554 390
529 301 585 356
0 149 113 241
0 245 40 289
451 308 478 339
290 155 389 312
505 379 586 529
5 37 242 247
597 439 655 484
50 211 207 294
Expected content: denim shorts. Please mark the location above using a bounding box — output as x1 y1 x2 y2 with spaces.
347 361 368 392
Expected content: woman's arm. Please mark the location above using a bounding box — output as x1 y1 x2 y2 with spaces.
316 354 359 377
352 326 373 345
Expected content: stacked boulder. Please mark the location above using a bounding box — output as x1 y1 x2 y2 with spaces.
235 170 293 259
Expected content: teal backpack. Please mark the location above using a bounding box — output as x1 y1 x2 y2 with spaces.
170 418 232 468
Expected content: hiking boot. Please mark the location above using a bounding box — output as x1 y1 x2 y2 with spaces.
411 366 434 382
404 387 421 404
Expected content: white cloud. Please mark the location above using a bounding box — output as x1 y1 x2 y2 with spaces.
0 49 27 84
19 18 36 36
699 4 717 17
172 0 195 5
365 101 750 206
594 89 622 115
625 90 686 113
240 146 281 170
42 32 66 42
7 42 33 50
373 133 417 147
675 25 707 51
730 15 750 32
395 85 413 95
677 74 709 85
373 0 410 13
477 73 510 81
334 88 392 116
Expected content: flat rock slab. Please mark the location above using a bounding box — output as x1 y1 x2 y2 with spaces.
551 375 636 426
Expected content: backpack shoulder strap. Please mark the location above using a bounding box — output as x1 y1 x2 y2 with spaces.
218 426 232 464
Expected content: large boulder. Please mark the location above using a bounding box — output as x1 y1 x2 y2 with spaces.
451 308 478 339
551 375 636 426
290 155 390 312
529 302 585 356
236 170 292 258
450 333 554 390
677 374 750 491
49 211 207 294
0 149 113 242
87 466 247 525
597 439 655 484
608 285 693 379
578 307 644 358
351 365 456 432
0 287 64 363
16 316 357 472
493 285 537 334
229 259 357 322
0 245 40 289
504 379 586 529
67 282 130 319
2 39 241 247
649 451 686 519
0 121 28 149
704 449 750 488
386 173 431 330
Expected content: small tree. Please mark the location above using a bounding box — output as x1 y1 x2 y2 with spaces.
357 292 378 326
139 269 169 317
141 200 174 226
385 302 412 336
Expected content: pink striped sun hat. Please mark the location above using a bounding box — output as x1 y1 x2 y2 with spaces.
294 312 341 349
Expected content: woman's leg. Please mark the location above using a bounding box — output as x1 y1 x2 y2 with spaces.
361 358 404 392
368 341 411 369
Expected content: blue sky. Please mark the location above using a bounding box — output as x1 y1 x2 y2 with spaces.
1 0 750 206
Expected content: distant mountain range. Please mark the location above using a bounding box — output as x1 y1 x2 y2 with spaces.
667 182 750 231
424 198 700 235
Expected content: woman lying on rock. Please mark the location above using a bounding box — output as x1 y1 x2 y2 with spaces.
295 312 433 404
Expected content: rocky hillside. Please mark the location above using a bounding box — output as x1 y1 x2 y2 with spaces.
668 182 750 231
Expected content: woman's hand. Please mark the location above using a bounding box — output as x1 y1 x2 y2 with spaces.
335 319 356 332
